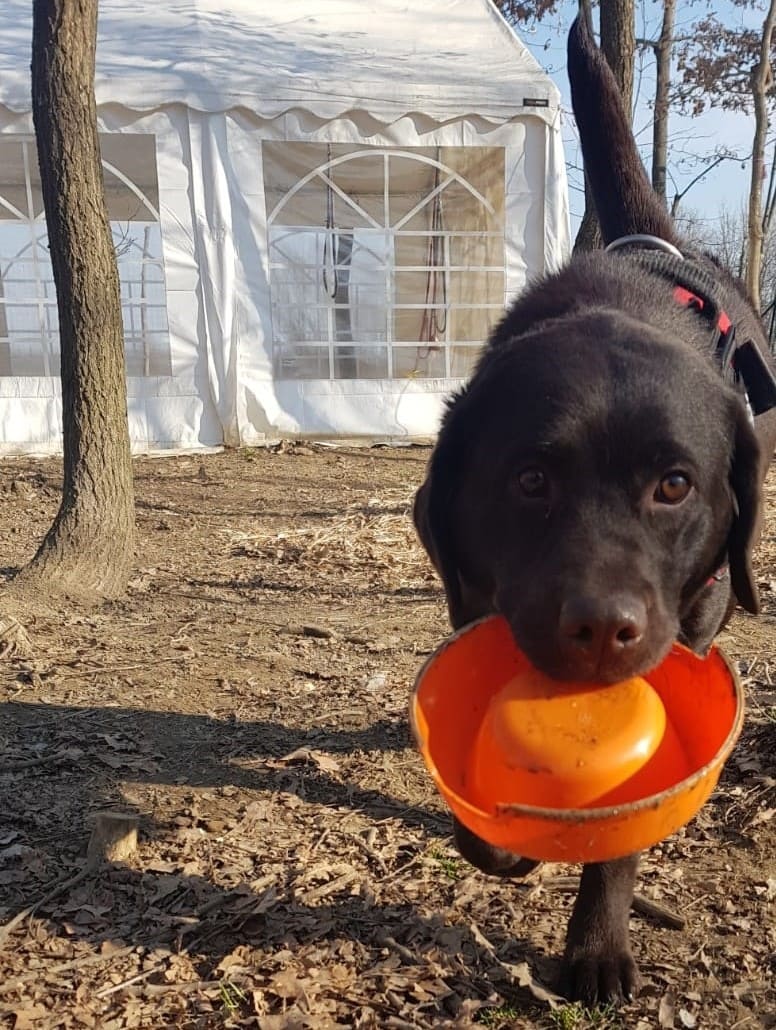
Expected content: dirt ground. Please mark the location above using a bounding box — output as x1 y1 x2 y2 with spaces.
0 444 773 1030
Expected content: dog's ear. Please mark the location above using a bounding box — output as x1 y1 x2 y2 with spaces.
413 436 465 625
727 405 763 614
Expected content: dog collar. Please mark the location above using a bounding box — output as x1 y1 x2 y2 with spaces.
605 234 684 260
706 564 729 588
606 236 776 418
672 287 768 422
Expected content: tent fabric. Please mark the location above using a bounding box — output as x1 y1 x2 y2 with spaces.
0 0 571 453
0 0 559 124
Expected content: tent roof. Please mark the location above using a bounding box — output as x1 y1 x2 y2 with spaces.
0 0 559 123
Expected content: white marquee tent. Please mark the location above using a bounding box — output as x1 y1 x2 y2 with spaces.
0 0 570 452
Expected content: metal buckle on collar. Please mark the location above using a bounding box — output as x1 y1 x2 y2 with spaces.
732 338 776 418
715 325 776 419
706 565 729 588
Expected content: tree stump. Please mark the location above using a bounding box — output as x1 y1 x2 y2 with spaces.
0 615 33 659
87 811 139 867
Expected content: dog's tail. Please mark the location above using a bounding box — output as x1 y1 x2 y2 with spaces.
567 15 679 247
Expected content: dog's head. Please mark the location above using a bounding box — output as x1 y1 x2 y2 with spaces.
415 309 762 683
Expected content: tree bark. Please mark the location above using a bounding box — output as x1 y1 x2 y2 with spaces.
21 0 135 600
599 0 636 114
574 177 602 254
652 0 676 206
745 0 776 312
573 0 636 253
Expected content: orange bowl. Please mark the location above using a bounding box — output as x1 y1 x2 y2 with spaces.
469 671 669 810
410 615 743 863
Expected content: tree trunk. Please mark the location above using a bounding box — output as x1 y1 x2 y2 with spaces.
574 0 636 253
574 177 602 254
652 0 676 206
21 0 135 600
599 0 636 114
746 0 776 312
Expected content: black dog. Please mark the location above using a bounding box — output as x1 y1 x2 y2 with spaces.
413 16 776 1006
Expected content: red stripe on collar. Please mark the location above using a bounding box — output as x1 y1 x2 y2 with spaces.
673 285 731 334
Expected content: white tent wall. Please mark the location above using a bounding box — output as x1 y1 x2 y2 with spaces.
235 110 566 443
0 105 225 453
104 105 225 450
0 0 571 453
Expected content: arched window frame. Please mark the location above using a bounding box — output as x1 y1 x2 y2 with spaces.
0 135 170 378
265 144 506 381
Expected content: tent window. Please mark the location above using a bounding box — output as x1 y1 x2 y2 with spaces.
0 135 170 377
264 143 505 380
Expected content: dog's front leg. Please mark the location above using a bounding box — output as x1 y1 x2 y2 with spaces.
452 816 539 878
560 854 640 1005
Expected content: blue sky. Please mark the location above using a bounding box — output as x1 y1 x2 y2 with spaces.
512 0 767 236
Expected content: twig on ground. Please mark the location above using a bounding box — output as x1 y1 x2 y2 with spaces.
631 893 687 929
546 875 686 930
309 827 331 856
0 944 139 994
468 920 564 1007
0 750 70 775
58 655 190 678
0 811 139 946
95 968 156 999
0 865 91 947
350 833 389 875
107 980 227 997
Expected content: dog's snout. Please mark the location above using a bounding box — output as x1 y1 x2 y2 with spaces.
558 595 647 671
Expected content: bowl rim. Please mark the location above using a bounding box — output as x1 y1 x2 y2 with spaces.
410 614 745 824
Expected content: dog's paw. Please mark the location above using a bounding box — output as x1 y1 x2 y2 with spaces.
559 944 639 1006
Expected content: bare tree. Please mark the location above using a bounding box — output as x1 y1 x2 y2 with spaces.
650 0 676 205
574 0 636 252
495 0 560 22
676 1 776 310
746 0 776 310
498 2 776 232
496 0 638 251
668 149 737 219
20 0 135 600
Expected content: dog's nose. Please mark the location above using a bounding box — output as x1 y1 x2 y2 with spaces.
558 595 647 672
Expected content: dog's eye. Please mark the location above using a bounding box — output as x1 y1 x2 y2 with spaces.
654 471 691 505
517 467 549 498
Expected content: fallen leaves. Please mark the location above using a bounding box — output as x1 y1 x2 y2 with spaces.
10 1003 50 1029
264 747 342 775
0 450 774 1029
0 615 33 660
